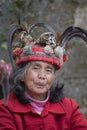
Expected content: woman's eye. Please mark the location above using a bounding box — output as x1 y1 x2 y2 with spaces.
32 66 39 70
46 69 53 73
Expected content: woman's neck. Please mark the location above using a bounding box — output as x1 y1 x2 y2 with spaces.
26 91 47 101
25 90 50 101
25 91 50 114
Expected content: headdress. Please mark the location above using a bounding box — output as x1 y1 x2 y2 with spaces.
8 22 87 69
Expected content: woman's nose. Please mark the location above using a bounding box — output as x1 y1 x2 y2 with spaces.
38 70 46 79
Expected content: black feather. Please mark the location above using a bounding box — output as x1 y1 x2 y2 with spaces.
61 26 87 48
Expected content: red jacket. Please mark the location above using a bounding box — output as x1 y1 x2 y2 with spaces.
0 93 87 130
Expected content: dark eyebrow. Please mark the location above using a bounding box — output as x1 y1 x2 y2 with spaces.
29 61 56 71
30 62 40 67
46 65 54 69
46 64 56 72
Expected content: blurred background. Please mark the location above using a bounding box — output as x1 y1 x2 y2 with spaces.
0 0 87 117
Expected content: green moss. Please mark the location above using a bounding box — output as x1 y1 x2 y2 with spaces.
49 0 55 3
0 33 5 41
0 43 7 49
9 0 25 14
9 4 18 14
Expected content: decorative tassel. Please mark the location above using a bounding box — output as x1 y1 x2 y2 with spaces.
54 46 64 57
44 45 54 54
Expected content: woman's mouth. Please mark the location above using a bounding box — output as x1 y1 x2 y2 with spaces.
35 82 46 88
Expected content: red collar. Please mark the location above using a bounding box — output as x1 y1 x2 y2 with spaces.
0 92 66 115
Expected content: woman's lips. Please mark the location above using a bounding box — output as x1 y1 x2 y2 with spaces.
35 82 46 88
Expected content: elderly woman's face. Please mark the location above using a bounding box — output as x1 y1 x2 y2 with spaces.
24 61 55 100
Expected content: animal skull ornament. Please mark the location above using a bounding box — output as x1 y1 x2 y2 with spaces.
39 32 56 48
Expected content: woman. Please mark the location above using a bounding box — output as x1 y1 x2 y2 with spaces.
0 60 12 101
0 23 87 130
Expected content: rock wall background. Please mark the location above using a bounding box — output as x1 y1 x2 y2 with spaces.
0 0 87 117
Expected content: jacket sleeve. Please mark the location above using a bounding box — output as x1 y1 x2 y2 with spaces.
0 104 16 130
69 98 87 130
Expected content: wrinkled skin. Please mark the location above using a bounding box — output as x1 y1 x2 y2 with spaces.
24 61 55 100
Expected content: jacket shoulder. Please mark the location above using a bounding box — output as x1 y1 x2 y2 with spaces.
61 96 80 112
0 92 17 109
0 98 4 105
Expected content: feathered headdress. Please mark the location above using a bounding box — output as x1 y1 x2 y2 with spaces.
8 22 87 69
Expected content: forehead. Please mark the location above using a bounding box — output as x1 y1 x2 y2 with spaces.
29 61 55 68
